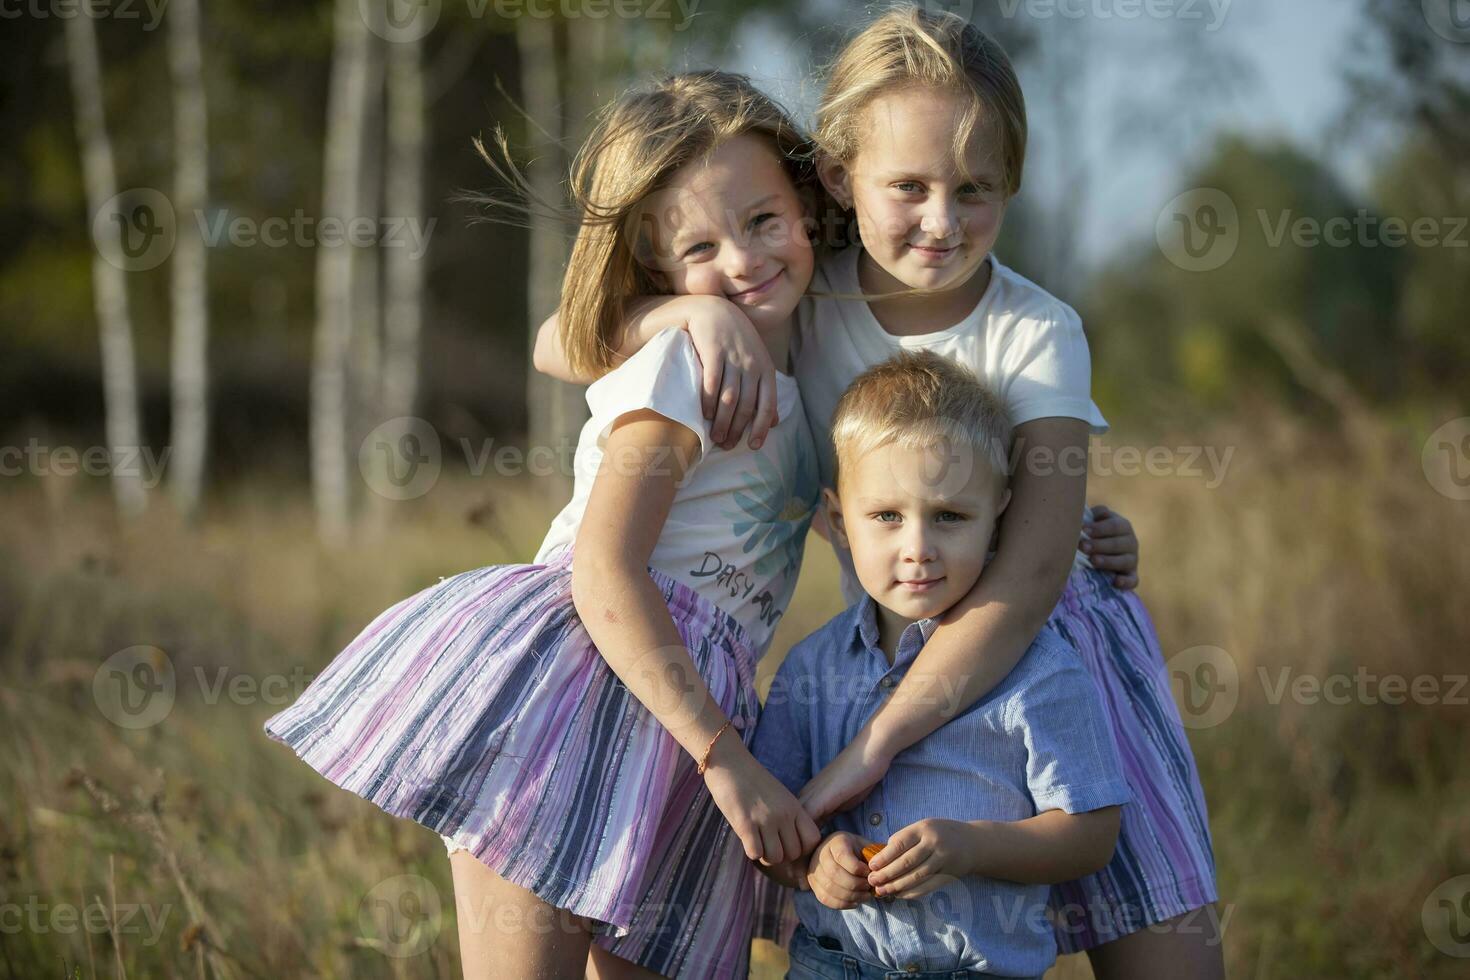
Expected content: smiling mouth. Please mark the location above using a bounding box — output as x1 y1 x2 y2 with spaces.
728 269 782 300
908 243 957 257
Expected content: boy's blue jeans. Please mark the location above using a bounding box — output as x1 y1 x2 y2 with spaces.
784 924 1029 980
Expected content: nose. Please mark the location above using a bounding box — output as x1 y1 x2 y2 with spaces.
919 198 960 240
724 242 766 283
901 525 938 565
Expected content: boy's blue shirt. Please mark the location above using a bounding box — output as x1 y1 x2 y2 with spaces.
751 594 1131 977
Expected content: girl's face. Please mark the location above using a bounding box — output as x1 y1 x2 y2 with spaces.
820 86 1008 295
638 133 813 331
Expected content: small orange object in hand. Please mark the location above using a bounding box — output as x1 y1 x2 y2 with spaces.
861 843 883 863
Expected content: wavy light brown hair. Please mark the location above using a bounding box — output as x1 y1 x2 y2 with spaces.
477 71 815 380
815 4 1028 238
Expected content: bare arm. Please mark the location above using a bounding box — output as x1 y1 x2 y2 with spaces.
799 418 1090 817
963 807 1121 883
878 417 1088 745
532 297 683 383
572 410 820 864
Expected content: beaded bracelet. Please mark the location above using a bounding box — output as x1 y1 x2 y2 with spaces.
696 719 734 775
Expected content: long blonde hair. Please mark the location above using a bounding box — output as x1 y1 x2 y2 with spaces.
816 4 1027 240
478 71 814 380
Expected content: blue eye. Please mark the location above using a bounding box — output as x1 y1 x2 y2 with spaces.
875 511 901 524
894 181 922 193
937 511 966 523
684 242 713 257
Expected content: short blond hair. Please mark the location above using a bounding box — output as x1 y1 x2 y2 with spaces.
816 5 1027 196
830 350 1012 490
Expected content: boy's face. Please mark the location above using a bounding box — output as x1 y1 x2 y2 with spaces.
825 440 1011 623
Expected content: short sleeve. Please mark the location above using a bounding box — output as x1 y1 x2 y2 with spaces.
997 302 1109 435
1009 634 1131 814
751 647 816 795
584 329 713 460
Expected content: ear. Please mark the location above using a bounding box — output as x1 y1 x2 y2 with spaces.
822 487 850 550
816 153 854 211
995 486 1012 519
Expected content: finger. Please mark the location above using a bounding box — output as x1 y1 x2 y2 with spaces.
1083 533 1136 556
832 843 870 879
1089 504 1113 520
757 825 782 866
796 811 823 856
1089 552 1138 573
711 367 740 446
890 875 947 901
748 373 775 450
1087 515 1130 539
775 822 801 868
738 826 762 863
727 368 759 449
870 843 930 887
865 830 910 872
876 862 935 896
701 354 722 421
1113 573 1139 591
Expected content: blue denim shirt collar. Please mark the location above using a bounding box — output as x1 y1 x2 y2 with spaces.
847 593 939 669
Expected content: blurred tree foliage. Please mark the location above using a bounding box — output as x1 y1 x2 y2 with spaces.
1086 0 1468 425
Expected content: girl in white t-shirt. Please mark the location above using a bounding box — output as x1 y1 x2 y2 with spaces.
264 71 826 980
536 9 1220 980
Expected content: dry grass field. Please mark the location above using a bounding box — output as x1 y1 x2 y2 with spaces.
2 416 1467 979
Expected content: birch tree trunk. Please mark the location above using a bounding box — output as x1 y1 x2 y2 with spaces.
363 26 427 535
312 0 374 546
517 16 580 499
350 31 384 472
64 9 147 519
167 0 210 522
381 30 427 432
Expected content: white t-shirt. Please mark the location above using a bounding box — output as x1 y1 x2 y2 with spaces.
537 329 821 654
791 246 1108 606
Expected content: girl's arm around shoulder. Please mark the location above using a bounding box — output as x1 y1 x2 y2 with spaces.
533 294 778 449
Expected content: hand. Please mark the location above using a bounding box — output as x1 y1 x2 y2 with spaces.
808 832 878 910
797 729 894 823
701 738 822 866
865 818 975 900
680 297 778 450
1080 504 1139 590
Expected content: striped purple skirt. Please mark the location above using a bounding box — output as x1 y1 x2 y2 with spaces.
1044 565 1218 952
263 544 764 980
752 564 1218 954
